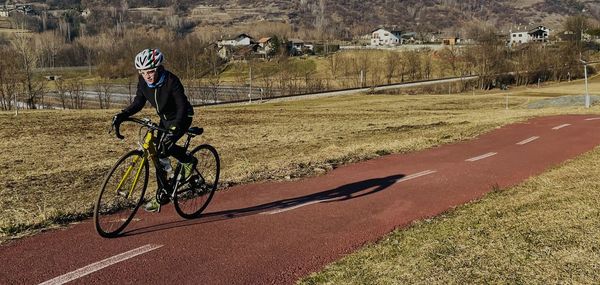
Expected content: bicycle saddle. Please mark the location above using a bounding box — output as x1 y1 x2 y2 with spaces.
188 127 204 136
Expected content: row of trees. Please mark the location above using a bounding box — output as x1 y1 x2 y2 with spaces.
0 14 597 111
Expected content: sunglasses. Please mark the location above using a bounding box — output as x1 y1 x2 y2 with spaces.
138 68 157 76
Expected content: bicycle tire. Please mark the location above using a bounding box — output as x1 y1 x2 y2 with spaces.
174 144 220 219
94 150 149 238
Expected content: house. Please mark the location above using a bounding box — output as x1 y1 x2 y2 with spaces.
217 34 255 47
442 37 460 45
230 45 258 61
288 38 304 50
217 45 232 60
401 32 417 44
509 25 550 45
256 37 274 56
218 43 259 60
370 28 402 46
81 8 91 18
286 38 314 56
0 3 34 17
15 4 33 15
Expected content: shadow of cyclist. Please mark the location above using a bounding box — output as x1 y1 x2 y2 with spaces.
209 173 406 218
123 173 405 236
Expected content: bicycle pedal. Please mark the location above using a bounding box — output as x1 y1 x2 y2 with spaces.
156 190 171 205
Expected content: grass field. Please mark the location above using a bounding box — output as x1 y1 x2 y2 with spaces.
3 76 600 283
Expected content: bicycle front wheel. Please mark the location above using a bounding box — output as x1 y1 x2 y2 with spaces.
174 144 220 219
94 150 149 238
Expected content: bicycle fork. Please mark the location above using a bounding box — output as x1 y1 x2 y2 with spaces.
115 155 146 199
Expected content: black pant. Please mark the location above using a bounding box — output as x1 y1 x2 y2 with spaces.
156 117 192 191
157 117 193 163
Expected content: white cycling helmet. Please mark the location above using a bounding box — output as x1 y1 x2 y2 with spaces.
134 48 164 70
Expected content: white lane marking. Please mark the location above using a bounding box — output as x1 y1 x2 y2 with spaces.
395 170 437 183
585 117 600 121
552 124 571 130
466 152 497 162
262 170 437 215
39 244 163 285
516 136 540 145
261 199 334 215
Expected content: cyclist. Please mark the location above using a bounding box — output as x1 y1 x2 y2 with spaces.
112 48 196 212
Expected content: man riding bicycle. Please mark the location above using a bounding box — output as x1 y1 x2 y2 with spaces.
112 48 196 212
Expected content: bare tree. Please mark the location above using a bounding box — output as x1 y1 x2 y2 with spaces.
422 52 432 79
315 0 328 39
96 80 113 109
564 15 590 44
77 35 98 75
126 76 135 104
438 46 460 77
406 50 421 81
0 48 19 111
55 78 68 109
327 53 338 80
103 83 113 109
12 29 40 110
384 51 400 84
37 31 64 68
257 66 277 98
207 74 221 103
68 79 85 109
463 24 509 90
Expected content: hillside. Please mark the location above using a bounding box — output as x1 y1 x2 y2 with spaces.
5 0 600 37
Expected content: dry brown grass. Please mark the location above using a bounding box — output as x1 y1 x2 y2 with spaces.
1 79 599 241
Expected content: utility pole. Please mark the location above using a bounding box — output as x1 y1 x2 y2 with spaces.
581 59 590 108
248 64 252 103
360 69 364 88
14 92 18 116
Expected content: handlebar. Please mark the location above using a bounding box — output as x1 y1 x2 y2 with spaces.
111 117 169 140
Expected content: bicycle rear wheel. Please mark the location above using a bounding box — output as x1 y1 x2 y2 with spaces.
174 144 220 219
94 150 149 238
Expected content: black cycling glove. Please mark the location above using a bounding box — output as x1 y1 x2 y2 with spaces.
112 112 129 126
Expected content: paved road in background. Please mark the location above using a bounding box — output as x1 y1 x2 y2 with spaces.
2 115 599 284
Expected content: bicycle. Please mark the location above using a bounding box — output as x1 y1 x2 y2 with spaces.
93 117 220 238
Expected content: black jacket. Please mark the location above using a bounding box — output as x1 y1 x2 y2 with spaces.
122 70 194 129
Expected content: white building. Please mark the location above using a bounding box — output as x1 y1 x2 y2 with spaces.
370 28 402 46
217 34 254 47
509 26 550 45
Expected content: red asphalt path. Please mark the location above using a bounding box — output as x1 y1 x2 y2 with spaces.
3 115 600 284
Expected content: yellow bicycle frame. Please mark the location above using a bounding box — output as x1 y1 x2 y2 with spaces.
114 131 158 198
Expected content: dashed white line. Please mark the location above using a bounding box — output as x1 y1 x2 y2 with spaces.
39 244 163 285
261 199 334 215
394 170 437 183
466 152 497 162
585 117 600 121
552 124 571 130
516 136 540 145
261 170 438 215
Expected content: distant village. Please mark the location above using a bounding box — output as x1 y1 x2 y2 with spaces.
2 3 599 63
0 2 33 17
214 25 599 61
